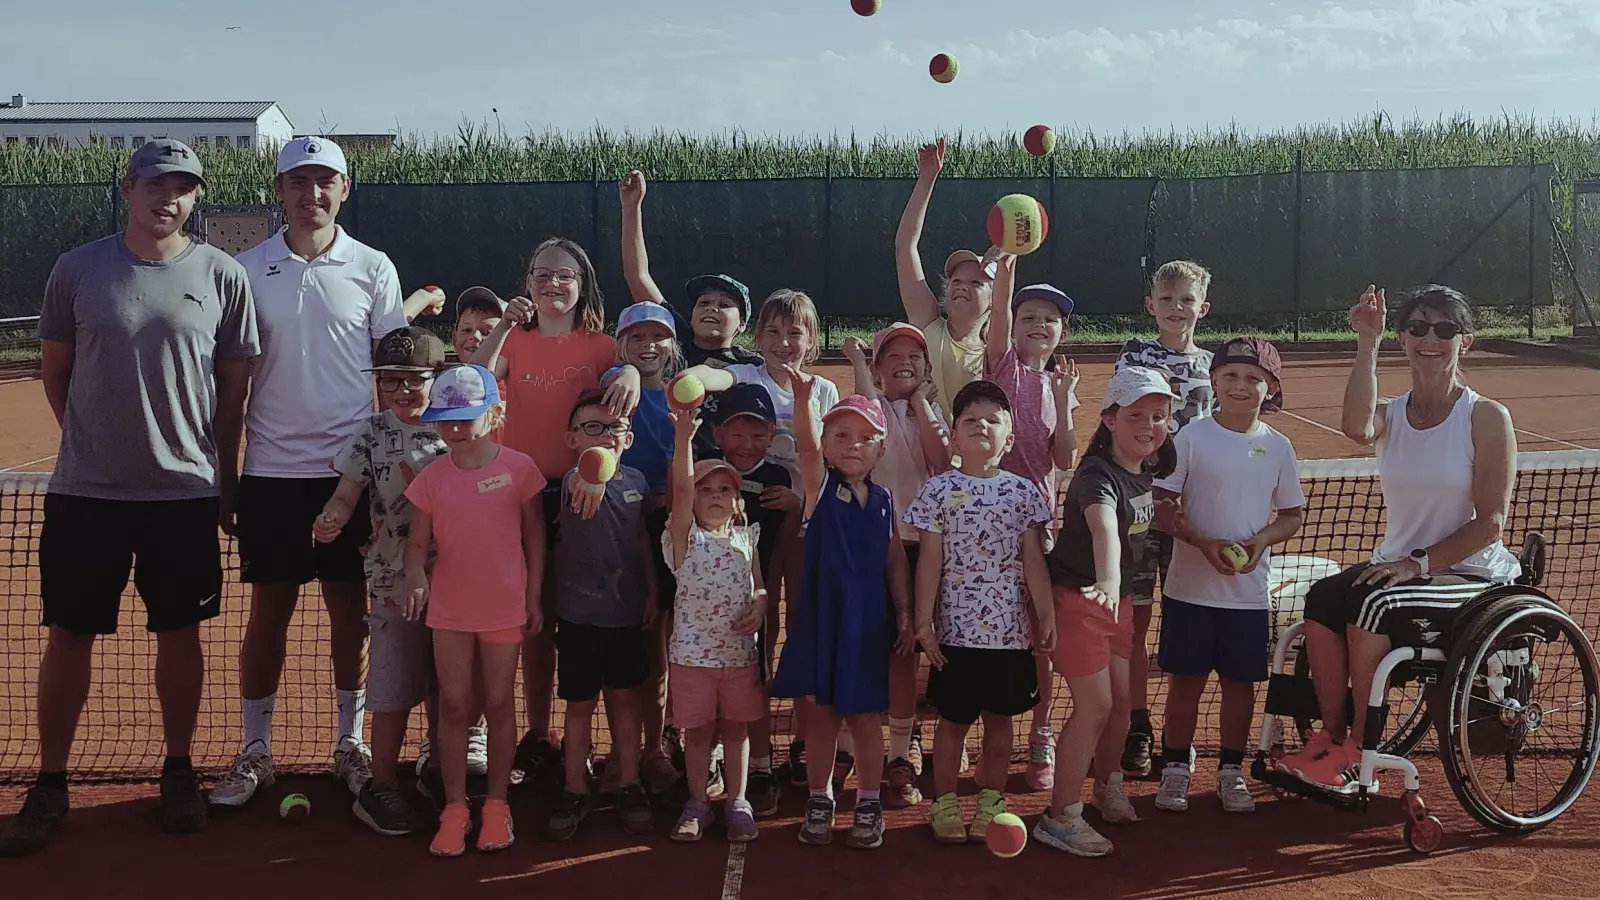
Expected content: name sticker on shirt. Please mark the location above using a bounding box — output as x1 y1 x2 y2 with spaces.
477 473 512 493
836 484 854 504
948 490 972 508
1249 445 1268 458
742 479 764 496
623 489 643 503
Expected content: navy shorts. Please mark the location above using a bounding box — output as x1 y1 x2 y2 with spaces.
1156 597 1270 683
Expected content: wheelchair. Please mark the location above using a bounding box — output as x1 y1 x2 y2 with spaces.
1251 534 1600 854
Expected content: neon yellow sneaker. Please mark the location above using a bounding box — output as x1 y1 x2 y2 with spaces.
929 792 968 844
970 788 1006 842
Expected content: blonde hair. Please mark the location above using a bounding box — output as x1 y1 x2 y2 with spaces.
754 289 823 366
1150 260 1213 298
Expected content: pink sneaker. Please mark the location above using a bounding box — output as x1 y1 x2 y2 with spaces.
1026 727 1055 792
1290 739 1362 794
1274 730 1335 776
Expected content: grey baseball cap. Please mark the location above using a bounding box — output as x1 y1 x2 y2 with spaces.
127 139 206 186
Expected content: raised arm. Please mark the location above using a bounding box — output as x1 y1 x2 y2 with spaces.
895 139 946 330
470 297 533 381
1050 357 1079 471
842 337 876 400
620 171 668 305
984 252 1016 374
785 364 827 517
1341 285 1388 445
666 409 699 569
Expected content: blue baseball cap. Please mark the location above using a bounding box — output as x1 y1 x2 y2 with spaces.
616 301 676 338
422 364 500 422
1012 283 1075 318
707 382 777 426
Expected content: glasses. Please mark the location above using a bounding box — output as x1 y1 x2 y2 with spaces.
572 420 630 437
1401 320 1463 340
529 268 580 286
376 374 432 392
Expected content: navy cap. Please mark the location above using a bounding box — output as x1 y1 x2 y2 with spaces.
707 382 777 426
684 274 753 323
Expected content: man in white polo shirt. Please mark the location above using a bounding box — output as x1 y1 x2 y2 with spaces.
210 136 407 809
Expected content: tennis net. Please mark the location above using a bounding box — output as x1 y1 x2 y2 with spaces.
1 450 1596 783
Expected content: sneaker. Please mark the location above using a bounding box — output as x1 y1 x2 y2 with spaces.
830 751 854 794
725 799 759 843
1291 740 1365 794
477 798 514 852
158 767 207 835
332 739 373 796
618 782 654 834
707 745 727 800
1215 764 1256 814
545 789 591 841
1092 773 1140 824
671 798 715 842
416 766 446 812
1274 729 1336 776
884 757 922 808
1033 804 1114 858
642 751 681 797
747 768 781 818
969 788 1006 842
906 724 925 775
1154 763 1190 813
786 740 808 787
1122 728 1154 777
354 782 418 836
466 724 490 778
846 799 885 850
209 745 274 807
797 794 835 846
513 732 565 791
0 782 69 857
430 802 470 857
1026 727 1056 792
929 792 968 844
414 736 433 778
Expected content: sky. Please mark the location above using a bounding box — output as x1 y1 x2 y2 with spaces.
8 0 1600 141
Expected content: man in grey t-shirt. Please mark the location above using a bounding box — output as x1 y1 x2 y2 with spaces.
0 140 259 858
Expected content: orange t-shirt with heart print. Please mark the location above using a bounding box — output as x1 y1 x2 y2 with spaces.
498 327 618 480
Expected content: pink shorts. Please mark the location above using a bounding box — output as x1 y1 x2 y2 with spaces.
669 664 765 730
479 626 526 645
1052 585 1135 679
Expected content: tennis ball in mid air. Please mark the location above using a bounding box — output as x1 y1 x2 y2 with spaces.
986 194 1050 256
929 53 959 84
851 0 880 15
1024 125 1056 157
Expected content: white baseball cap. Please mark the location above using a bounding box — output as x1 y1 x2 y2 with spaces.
1102 365 1181 412
277 136 349 177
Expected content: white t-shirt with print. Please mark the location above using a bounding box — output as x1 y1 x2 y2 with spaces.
1116 339 1214 434
238 227 407 477
724 364 840 486
330 411 450 603
664 521 763 668
903 469 1054 650
1156 417 1305 610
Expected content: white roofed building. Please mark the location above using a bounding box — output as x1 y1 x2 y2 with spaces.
0 95 294 150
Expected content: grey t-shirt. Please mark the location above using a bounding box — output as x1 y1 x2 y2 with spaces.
1047 455 1155 591
37 234 259 501
553 466 656 627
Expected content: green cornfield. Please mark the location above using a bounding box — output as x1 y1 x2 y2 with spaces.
5 112 1600 218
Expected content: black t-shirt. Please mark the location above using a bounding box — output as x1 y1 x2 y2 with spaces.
686 343 763 369
704 448 792 575
1047 455 1155 590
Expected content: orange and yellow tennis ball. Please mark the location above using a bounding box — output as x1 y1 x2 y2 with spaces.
667 373 706 413
578 446 618 485
1024 125 1056 157
986 812 1028 857
929 53 959 84
987 194 1050 256
851 0 880 15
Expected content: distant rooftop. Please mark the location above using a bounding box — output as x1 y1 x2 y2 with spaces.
0 101 281 122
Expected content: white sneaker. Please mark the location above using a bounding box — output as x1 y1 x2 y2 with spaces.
209 745 274 807
1155 763 1191 812
1092 772 1140 824
1033 803 1114 857
467 724 489 777
414 735 433 777
1215 764 1256 813
333 739 373 796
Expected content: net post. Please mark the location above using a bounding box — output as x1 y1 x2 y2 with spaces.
1292 148 1304 343
823 152 834 350
1527 150 1537 340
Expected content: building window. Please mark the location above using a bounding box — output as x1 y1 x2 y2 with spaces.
26 136 38 146
45 136 60 147
193 136 208 148
110 136 125 149
131 135 145 146
236 135 252 149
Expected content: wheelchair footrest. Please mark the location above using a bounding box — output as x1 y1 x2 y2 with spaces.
1251 755 1369 812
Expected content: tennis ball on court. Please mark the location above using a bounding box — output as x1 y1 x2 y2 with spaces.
986 812 1028 857
668 373 707 413
851 0 880 15
578 446 618 485
1024 125 1056 157
1222 543 1250 570
987 194 1050 256
929 53 959 84
279 793 311 823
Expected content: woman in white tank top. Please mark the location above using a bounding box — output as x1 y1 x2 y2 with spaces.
1276 284 1519 793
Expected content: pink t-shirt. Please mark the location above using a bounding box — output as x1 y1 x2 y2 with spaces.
988 346 1079 504
404 446 546 633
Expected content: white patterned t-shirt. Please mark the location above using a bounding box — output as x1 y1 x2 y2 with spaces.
1115 339 1214 433
331 410 449 603
903 470 1054 650
663 520 763 668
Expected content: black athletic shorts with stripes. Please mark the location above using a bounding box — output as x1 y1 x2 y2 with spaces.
1302 562 1496 650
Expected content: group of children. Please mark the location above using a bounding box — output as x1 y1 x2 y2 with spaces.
321 159 1310 859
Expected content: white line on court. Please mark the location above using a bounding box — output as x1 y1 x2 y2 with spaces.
1279 410 1343 436
1 454 56 472
720 841 747 900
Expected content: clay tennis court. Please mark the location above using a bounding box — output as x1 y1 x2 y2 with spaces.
2 345 1597 898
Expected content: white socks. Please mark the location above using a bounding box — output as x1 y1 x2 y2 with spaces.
888 717 915 761
337 689 366 746
243 695 276 754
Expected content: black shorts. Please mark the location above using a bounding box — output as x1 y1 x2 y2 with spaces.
555 619 649 702
1303 563 1492 649
40 493 223 635
926 646 1040 725
541 484 562 546
236 475 369 585
647 505 675 610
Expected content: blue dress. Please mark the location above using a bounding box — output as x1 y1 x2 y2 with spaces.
769 468 894 716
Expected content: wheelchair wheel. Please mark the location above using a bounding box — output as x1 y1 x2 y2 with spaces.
1436 594 1600 834
1291 643 1432 757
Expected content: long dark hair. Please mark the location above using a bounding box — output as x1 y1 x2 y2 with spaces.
525 237 606 334
1083 409 1176 479
1394 284 1475 335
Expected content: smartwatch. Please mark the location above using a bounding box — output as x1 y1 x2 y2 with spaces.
1409 548 1430 576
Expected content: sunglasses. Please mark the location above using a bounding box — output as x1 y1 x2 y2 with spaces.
572 420 630 437
1401 320 1463 340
